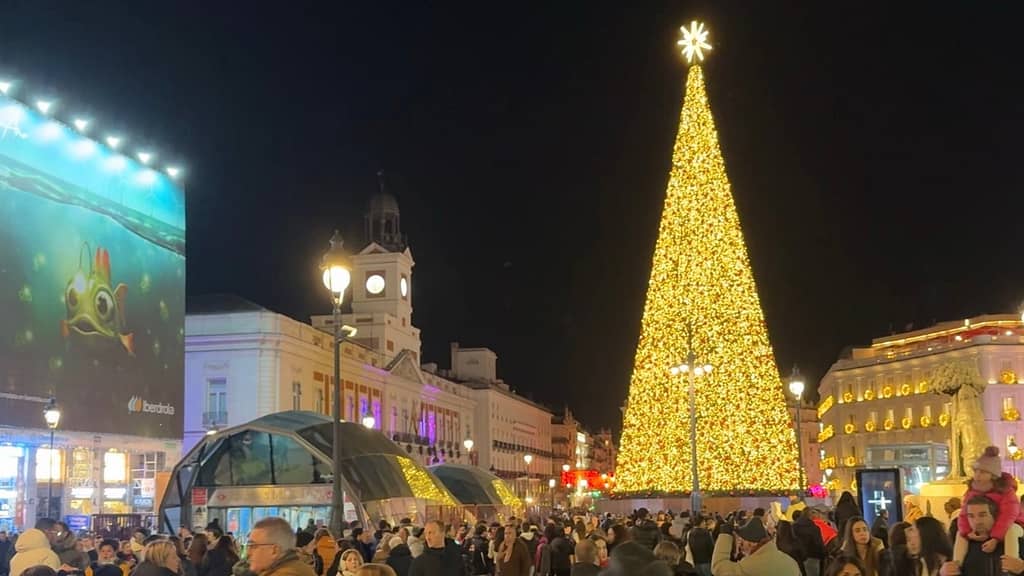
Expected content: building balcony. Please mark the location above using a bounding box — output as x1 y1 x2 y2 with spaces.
203 411 228 428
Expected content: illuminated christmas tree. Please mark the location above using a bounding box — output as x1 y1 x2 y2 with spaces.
614 22 800 497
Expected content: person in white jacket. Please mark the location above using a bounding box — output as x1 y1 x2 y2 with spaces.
9 529 60 576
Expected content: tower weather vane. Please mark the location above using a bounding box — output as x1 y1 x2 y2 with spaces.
677 20 712 63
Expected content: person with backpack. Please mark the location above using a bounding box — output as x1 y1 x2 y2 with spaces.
464 525 490 576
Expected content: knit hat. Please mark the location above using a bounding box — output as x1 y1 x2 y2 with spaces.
735 517 769 543
973 446 1003 477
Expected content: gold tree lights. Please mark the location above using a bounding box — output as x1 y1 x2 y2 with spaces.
613 22 801 497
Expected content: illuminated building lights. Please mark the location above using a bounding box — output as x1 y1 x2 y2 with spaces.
166 166 181 178
0 81 11 95
35 100 53 114
105 136 122 149
817 395 834 418
614 28 799 496
396 457 455 505
73 118 90 132
864 389 875 401
137 151 153 165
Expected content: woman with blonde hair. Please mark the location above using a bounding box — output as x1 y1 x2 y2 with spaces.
144 541 182 576
339 549 363 576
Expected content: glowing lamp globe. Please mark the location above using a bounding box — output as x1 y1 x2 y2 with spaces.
361 413 376 429
463 438 474 451
524 454 533 465
321 230 352 297
43 399 61 429
548 478 556 488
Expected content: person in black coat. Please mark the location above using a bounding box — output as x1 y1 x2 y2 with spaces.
630 509 662 552
792 510 826 576
408 522 465 576
385 537 413 576
833 492 860 537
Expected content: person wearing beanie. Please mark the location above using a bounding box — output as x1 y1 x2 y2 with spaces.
711 517 800 576
296 532 318 573
384 536 412 576
951 445 1024 567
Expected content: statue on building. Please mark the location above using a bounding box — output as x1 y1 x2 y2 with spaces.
930 359 991 477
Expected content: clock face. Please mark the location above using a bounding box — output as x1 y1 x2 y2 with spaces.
366 274 386 295
400 277 409 298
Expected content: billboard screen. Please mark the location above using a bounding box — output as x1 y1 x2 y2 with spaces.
0 92 184 438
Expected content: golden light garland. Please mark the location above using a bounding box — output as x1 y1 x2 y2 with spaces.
900 383 912 396
1004 407 1021 421
884 419 895 431
920 415 932 427
613 53 800 495
917 380 930 393
818 396 834 418
865 420 877 432
882 386 894 399
844 423 856 434
844 456 857 467
864 389 875 401
397 457 456 505
939 413 950 427
490 479 523 508
901 417 913 430
1001 370 1017 385
842 391 855 403
818 425 835 443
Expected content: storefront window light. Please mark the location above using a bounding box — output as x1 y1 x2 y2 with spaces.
36 448 62 481
103 450 128 483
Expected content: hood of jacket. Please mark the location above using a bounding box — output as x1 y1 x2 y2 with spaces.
15 529 51 553
520 531 535 542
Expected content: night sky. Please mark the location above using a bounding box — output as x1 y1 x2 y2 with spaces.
3 2 1021 435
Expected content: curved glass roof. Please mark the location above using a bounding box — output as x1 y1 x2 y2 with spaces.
429 463 521 507
165 411 456 508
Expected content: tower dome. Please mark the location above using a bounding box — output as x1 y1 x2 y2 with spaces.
365 170 407 252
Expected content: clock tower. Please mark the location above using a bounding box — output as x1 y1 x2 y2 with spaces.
326 172 421 362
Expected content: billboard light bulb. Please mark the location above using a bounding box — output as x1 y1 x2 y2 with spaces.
36 100 53 114
73 118 90 132
105 136 122 149
166 166 181 178
0 81 11 95
137 152 153 165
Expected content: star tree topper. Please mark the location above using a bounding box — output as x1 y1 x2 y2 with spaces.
678 20 712 63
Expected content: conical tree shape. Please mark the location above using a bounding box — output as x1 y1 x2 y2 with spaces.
614 64 800 496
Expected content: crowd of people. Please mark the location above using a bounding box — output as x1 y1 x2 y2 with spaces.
4 444 1024 576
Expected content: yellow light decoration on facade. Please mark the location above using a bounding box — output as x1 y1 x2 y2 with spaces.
1004 407 1021 421
397 457 456 505
613 43 800 496
865 420 877 432
818 396 834 418
844 423 856 434
864 389 875 401
884 419 895 431
844 456 857 467
490 479 523 508
820 455 837 469
842 391 854 403
917 381 930 393
939 413 950 427
901 417 913 429
920 415 932 427
882 386 894 399
1002 370 1018 385
900 383 912 396
818 425 835 443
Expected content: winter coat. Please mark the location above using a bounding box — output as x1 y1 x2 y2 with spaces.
630 520 662 551
957 473 1024 541
711 535 801 576
10 529 61 576
568 563 599 576
686 528 714 565
408 541 467 576
53 531 90 571
386 543 413 576
201 547 235 576
792 516 826 561
496 538 530 576
258 551 318 576
834 492 861 536
1 539 14 576
87 561 131 576
132 565 177 576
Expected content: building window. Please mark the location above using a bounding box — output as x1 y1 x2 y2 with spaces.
314 387 324 414
387 340 395 352
292 382 302 411
205 378 227 427
36 448 63 481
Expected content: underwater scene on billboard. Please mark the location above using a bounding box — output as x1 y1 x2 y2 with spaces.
0 92 184 438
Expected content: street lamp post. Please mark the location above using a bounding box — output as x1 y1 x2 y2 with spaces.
670 349 712 515
361 412 376 429
1009 438 1020 479
523 454 533 500
548 478 556 511
322 230 353 536
463 438 474 466
42 398 61 519
788 366 806 492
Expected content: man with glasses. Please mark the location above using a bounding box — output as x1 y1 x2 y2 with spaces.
246 517 316 576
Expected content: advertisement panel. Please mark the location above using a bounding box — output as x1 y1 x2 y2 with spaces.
0 91 184 438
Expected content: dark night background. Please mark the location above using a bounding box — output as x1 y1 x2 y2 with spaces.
2 2 1021 435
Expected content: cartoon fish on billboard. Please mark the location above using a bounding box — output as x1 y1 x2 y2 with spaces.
60 245 135 356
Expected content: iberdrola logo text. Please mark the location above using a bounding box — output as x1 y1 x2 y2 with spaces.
127 396 176 416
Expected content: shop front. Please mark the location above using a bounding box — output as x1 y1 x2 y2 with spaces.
160 411 461 537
